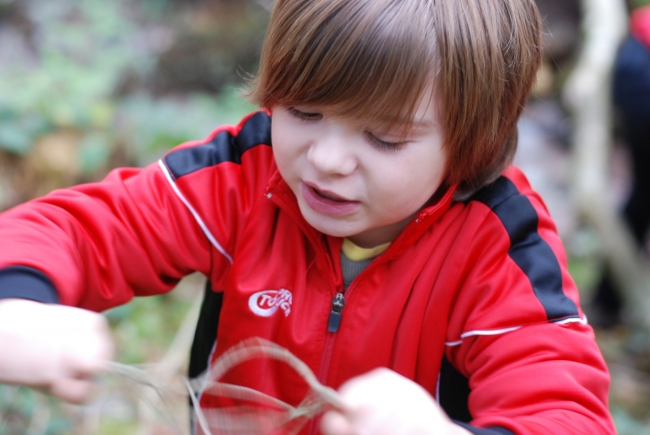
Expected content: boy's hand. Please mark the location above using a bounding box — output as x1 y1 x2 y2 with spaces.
0 298 113 403
320 368 472 435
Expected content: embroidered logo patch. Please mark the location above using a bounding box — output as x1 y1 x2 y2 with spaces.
248 289 293 317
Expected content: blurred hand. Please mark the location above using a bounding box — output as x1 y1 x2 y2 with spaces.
321 368 471 435
0 298 113 403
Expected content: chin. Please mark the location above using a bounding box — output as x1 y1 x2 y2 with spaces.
302 214 360 238
310 222 358 238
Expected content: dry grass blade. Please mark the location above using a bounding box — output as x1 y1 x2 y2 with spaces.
102 337 345 435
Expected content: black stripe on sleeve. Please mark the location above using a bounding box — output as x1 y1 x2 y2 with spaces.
165 111 272 179
469 176 579 321
439 355 472 423
441 358 515 435
455 422 514 435
0 266 59 304
189 280 223 380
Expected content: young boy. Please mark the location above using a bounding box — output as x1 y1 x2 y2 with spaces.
0 0 615 434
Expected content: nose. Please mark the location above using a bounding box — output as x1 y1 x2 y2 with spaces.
306 129 357 176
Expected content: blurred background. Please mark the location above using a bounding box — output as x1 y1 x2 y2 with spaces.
1 0 650 433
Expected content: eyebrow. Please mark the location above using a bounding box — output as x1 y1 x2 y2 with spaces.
375 118 438 133
410 119 437 129
376 109 439 128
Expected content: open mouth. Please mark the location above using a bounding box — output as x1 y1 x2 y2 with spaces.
312 187 349 202
301 182 359 216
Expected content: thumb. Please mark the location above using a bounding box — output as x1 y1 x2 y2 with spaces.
49 376 96 404
321 410 357 435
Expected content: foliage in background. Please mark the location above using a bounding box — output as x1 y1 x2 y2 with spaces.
0 0 261 209
0 0 264 433
631 0 650 9
1 0 650 433
0 0 145 156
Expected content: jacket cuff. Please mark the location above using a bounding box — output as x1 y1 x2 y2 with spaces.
0 266 60 304
455 422 514 435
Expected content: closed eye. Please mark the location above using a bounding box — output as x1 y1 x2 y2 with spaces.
365 131 408 152
287 107 322 121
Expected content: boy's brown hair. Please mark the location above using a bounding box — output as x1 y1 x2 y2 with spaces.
248 0 542 194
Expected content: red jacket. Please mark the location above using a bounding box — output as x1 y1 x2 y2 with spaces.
0 111 615 435
631 4 650 50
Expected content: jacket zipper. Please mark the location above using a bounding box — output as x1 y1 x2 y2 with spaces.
327 292 346 332
310 296 342 435
309 256 388 435
266 190 410 434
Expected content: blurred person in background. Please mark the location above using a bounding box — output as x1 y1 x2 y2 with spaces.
591 2 650 328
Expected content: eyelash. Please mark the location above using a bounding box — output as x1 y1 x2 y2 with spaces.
365 132 408 152
287 107 408 151
287 107 322 121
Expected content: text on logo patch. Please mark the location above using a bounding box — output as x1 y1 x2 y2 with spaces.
248 289 292 317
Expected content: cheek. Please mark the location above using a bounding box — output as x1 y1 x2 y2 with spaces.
376 156 445 208
272 143 294 182
271 128 295 168
413 149 447 191
371 169 432 209
271 136 308 191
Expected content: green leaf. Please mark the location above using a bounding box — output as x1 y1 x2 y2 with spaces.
0 123 33 154
79 132 112 173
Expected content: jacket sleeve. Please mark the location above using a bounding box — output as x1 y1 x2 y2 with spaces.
452 323 613 434
0 111 273 312
444 168 615 434
0 163 213 311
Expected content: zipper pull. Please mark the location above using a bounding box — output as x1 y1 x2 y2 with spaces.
327 293 346 333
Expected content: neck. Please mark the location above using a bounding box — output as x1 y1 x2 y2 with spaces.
346 212 418 248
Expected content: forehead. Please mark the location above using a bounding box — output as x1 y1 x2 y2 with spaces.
327 81 441 135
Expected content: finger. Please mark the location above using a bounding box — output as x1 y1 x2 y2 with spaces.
49 377 96 404
67 316 114 377
321 410 356 435
70 343 112 379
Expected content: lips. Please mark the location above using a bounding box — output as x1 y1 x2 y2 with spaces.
301 183 360 216
312 187 349 202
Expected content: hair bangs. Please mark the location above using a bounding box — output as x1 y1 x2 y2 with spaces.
250 0 543 194
250 0 438 136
